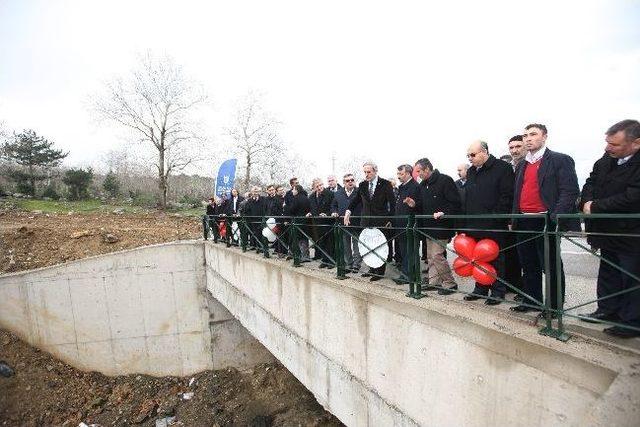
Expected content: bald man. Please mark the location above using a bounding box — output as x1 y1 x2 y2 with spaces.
462 140 515 305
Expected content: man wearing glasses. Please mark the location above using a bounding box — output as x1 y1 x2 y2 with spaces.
462 140 515 305
331 173 362 273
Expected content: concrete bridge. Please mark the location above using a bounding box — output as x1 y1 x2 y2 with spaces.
1 241 639 426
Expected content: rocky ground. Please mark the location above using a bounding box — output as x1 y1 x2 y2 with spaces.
0 203 342 426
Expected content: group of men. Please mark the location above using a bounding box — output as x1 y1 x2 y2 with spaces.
206 120 640 338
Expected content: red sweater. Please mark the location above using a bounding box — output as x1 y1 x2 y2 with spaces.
519 160 547 213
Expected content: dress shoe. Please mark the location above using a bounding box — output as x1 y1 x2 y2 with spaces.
580 311 619 324
484 298 502 306
463 294 484 301
369 276 383 282
603 326 640 338
361 272 372 278
510 305 542 313
319 263 329 269
393 277 409 285
438 284 458 295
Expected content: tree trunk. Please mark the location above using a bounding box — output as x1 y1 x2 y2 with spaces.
158 148 167 209
28 165 35 196
244 151 251 188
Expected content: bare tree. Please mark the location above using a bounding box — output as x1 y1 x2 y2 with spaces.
227 91 280 187
91 52 207 208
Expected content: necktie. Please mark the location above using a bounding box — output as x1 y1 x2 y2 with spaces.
369 181 374 197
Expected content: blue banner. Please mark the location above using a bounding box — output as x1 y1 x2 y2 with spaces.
215 158 237 198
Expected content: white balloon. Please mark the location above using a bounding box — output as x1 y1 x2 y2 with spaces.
262 227 277 243
357 228 389 268
266 217 277 231
231 222 240 241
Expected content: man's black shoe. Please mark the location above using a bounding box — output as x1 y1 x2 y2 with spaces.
393 277 409 285
580 311 619 324
510 305 542 313
603 326 640 338
370 276 383 282
319 263 329 269
463 294 484 301
437 284 458 295
361 272 373 278
485 298 502 306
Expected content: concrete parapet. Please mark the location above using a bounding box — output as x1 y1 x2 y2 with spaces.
0 241 272 376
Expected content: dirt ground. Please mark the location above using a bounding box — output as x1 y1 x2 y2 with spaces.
0 209 202 274
0 205 343 426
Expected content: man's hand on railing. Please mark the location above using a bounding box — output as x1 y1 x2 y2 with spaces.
433 212 444 219
404 197 416 208
344 211 351 226
319 213 327 217
305 213 312 217
331 212 339 217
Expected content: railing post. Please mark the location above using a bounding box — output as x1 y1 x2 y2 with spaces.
240 217 248 252
213 216 219 243
262 216 270 258
291 217 301 267
225 217 232 248
334 218 347 279
407 214 425 299
202 215 209 240
538 214 569 341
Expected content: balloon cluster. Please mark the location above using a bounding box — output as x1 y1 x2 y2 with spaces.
452 234 499 286
217 222 227 238
262 218 279 243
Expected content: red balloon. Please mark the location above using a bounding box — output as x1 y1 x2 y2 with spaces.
218 222 227 238
473 239 500 263
453 257 473 277
472 262 497 286
453 233 476 259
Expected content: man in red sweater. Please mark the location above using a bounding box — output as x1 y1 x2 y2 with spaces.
511 124 580 314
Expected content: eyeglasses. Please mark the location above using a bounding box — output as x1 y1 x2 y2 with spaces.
466 152 480 158
344 179 354 182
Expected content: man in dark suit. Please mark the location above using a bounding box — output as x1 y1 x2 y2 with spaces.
308 178 335 268
463 141 515 305
392 164 422 284
511 124 580 313
344 162 396 281
244 186 268 250
579 119 640 338
327 175 343 193
331 173 362 272
225 188 244 216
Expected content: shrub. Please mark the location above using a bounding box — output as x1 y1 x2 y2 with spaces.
42 185 60 200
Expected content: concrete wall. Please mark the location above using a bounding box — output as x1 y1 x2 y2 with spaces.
205 243 640 427
0 241 272 376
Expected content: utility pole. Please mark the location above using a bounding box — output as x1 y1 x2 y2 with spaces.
331 151 336 175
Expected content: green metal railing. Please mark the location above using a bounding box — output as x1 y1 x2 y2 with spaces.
203 212 640 342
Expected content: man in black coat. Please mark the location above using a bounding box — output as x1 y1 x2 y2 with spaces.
463 141 515 305
244 186 268 250
511 124 580 313
344 162 396 281
225 188 244 216
308 178 335 268
579 119 640 338
392 164 422 284
409 158 461 293
331 173 362 272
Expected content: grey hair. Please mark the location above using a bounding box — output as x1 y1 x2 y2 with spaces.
363 161 378 171
479 141 489 153
397 164 413 174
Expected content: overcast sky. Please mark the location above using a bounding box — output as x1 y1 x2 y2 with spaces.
1 0 639 183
